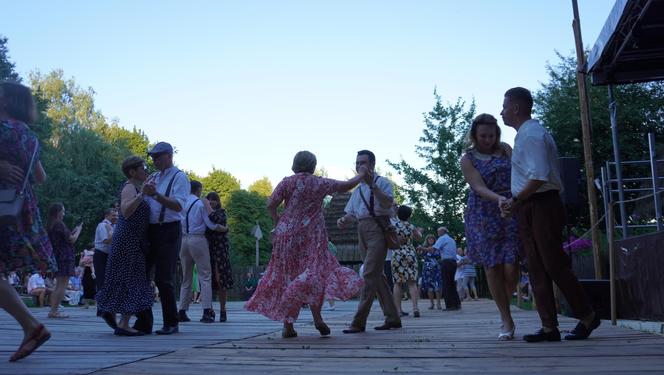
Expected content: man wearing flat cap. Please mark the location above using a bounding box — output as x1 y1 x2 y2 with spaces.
134 142 189 335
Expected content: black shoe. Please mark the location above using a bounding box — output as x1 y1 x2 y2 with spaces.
565 314 601 340
219 310 227 323
177 310 191 323
443 306 461 311
156 325 179 335
413 310 421 318
114 327 145 336
400 311 409 317
200 309 215 323
523 328 561 343
342 326 365 334
374 321 402 330
99 311 118 329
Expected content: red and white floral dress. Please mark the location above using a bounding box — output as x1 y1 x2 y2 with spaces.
245 173 363 323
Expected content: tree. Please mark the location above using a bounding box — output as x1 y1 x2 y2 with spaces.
0 36 20 81
388 91 475 239
201 168 241 206
225 190 273 267
248 177 273 197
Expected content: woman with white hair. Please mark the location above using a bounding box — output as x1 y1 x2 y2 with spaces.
245 150 367 338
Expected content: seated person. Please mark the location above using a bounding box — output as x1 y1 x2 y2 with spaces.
65 268 84 306
27 272 52 307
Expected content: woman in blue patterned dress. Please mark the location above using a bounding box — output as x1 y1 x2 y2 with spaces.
461 113 519 340
416 234 442 310
96 156 154 336
0 81 56 361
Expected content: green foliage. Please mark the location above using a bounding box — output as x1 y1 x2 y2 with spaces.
225 190 273 266
201 167 241 205
534 52 664 172
0 36 20 81
388 91 475 239
248 177 273 197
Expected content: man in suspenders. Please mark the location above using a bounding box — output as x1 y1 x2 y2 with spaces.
177 180 227 324
135 142 189 335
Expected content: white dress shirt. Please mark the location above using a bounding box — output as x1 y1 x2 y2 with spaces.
344 175 394 219
94 219 113 254
147 166 190 224
182 194 220 234
511 119 563 196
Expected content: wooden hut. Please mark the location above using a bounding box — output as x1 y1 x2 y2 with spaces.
324 192 362 264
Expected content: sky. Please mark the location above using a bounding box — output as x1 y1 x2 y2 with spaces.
3 0 616 188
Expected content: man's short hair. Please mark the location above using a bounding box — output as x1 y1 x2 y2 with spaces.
357 150 376 164
504 87 533 114
437 226 448 235
190 180 203 194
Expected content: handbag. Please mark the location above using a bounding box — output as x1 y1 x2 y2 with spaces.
358 176 401 249
0 142 38 226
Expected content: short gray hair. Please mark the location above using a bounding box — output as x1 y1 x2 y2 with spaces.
291 151 317 174
437 227 448 236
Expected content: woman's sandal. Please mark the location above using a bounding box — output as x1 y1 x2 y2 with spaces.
47 311 69 319
498 325 516 341
9 324 51 362
315 322 331 337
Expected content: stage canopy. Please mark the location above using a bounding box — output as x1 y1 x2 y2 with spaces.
587 0 664 85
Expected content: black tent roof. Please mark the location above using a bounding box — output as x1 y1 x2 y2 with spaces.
587 0 664 85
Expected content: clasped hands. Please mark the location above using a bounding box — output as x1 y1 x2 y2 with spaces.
498 196 515 218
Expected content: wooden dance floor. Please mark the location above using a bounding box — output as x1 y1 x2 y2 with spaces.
1 299 663 374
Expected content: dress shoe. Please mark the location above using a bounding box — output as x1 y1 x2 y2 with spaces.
219 310 227 322
413 310 421 318
177 310 191 323
155 325 179 335
114 327 145 336
565 314 601 340
200 309 215 323
523 328 561 343
342 326 365 334
400 311 409 317
374 321 402 330
99 311 118 329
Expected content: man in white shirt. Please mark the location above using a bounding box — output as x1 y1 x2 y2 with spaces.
500 87 599 342
177 180 227 324
93 208 115 294
136 142 190 335
337 150 401 333
433 227 461 310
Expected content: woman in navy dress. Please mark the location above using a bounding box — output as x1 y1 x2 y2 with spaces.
96 156 154 336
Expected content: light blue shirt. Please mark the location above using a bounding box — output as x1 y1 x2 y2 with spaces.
433 234 457 260
147 166 190 224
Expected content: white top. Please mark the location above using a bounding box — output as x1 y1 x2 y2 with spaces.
511 119 563 196
147 166 190 224
433 234 457 260
94 219 113 254
344 176 394 220
27 273 45 293
182 194 220 234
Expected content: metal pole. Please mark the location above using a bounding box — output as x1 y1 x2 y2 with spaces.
607 202 617 326
571 0 603 278
601 167 612 253
648 133 663 231
255 239 259 267
608 85 628 237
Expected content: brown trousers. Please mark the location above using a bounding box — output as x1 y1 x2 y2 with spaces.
351 217 400 328
516 190 592 328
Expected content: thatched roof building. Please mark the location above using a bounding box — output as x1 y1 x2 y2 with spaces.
324 192 362 264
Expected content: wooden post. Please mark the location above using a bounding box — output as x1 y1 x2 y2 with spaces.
571 0 603 279
608 202 617 325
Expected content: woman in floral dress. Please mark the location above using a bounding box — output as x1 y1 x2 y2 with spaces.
0 81 56 361
245 151 367 338
461 113 519 340
391 205 422 317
